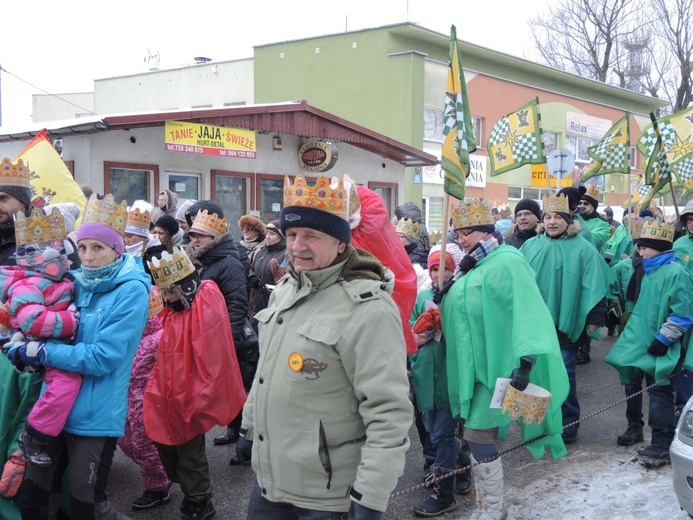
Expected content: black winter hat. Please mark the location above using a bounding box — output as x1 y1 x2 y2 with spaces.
637 237 671 252
0 186 32 211
514 198 541 220
280 206 351 244
155 214 180 236
557 186 586 212
185 200 225 227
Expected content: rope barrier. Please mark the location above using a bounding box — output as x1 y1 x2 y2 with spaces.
391 367 683 499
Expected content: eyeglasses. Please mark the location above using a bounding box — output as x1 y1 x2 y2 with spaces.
456 229 473 238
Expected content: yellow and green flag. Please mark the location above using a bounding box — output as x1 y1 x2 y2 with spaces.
581 114 630 181
487 98 544 176
15 129 87 220
441 25 476 200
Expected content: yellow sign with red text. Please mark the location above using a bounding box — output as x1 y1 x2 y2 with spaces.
164 121 256 159
531 164 572 188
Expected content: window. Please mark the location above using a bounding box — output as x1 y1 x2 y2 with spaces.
368 182 398 217
423 108 482 145
211 170 253 241
258 176 285 225
630 146 638 169
424 196 444 233
104 162 159 206
543 131 559 155
508 185 552 202
565 135 598 163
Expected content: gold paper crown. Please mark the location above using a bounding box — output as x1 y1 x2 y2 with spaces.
451 199 494 230
640 218 675 243
284 175 348 219
585 184 600 199
542 194 569 214
623 216 645 239
501 383 552 425
148 287 164 317
0 158 31 189
14 208 67 246
147 247 196 288
83 194 128 235
126 208 151 236
396 218 423 242
191 210 229 237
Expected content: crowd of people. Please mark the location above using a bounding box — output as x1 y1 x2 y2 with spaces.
1 168 692 520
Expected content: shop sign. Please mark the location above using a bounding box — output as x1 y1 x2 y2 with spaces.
422 153 486 188
164 120 256 158
566 112 612 139
298 141 338 173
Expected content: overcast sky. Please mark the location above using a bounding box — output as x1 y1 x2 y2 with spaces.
0 0 549 129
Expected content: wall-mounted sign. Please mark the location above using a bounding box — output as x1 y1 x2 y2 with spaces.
422 153 487 188
164 121 256 158
531 164 572 188
298 141 338 172
565 112 612 140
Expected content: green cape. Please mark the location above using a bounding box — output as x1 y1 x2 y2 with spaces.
440 246 569 460
674 235 693 272
409 288 450 412
521 233 608 342
606 259 693 383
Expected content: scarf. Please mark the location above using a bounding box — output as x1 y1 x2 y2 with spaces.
80 256 124 289
625 254 643 303
438 230 503 299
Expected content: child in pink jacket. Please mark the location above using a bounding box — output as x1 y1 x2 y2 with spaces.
117 286 172 510
1 209 79 468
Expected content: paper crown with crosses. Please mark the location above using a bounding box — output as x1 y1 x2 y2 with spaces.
147 247 196 288
640 218 675 243
14 208 67 246
82 194 128 235
451 199 494 230
0 158 31 189
148 287 164 317
396 218 423 242
623 215 645 239
284 175 349 218
125 208 151 238
581 184 600 207
542 194 570 215
190 209 229 237
501 382 552 425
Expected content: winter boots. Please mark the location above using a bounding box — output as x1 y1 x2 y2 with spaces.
413 466 457 517
131 487 171 510
470 456 507 520
213 426 239 445
18 431 52 468
617 422 644 446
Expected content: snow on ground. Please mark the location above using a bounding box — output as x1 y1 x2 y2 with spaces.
504 450 688 519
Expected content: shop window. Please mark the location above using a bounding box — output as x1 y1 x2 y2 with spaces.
211 170 252 241
565 135 598 163
368 182 398 217
104 162 159 206
543 131 559 155
423 108 482 145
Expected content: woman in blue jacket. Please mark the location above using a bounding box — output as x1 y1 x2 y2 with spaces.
7 194 150 519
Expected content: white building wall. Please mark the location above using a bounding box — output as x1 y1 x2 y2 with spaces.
94 59 254 114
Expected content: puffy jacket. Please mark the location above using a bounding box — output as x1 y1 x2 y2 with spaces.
43 254 150 437
242 248 412 513
186 233 248 344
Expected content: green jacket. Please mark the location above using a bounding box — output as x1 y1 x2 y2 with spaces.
440 245 569 460
242 247 412 513
609 257 636 313
606 256 693 383
409 288 449 412
583 213 611 256
521 225 608 342
605 225 635 264
674 235 693 272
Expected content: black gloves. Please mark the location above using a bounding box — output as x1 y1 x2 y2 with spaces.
648 338 669 357
509 358 534 391
230 435 252 466
348 502 382 520
605 300 622 329
432 283 444 305
249 275 261 289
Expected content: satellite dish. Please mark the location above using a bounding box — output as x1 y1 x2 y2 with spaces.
546 148 575 178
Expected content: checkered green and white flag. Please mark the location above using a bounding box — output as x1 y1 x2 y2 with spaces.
582 114 630 181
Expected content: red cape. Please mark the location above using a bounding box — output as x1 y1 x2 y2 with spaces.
144 281 246 445
351 186 418 355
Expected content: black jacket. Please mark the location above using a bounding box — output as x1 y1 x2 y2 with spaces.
505 228 538 249
187 233 249 344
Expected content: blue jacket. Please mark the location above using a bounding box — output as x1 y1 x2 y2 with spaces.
44 254 150 437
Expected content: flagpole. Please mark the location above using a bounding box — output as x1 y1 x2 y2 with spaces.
627 171 632 235
439 195 450 291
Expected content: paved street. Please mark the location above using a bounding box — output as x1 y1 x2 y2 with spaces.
105 331 683 519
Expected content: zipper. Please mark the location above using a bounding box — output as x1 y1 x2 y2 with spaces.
318 421 333 490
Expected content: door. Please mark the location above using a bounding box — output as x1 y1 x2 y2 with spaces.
164 172 201 208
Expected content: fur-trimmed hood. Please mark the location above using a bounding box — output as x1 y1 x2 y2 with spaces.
536 219 582 238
